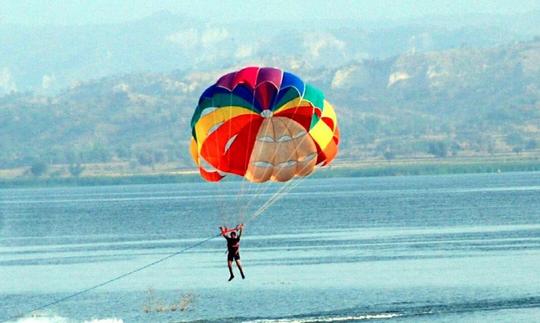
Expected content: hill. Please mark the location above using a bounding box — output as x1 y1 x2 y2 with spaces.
1 39 539 175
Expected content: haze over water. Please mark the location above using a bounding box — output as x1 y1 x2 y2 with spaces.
1 172 540 322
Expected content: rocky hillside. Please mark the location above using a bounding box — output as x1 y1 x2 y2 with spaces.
1 39 539 169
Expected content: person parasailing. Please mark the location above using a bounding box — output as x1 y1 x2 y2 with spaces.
191 67 340 280
220 224 245 281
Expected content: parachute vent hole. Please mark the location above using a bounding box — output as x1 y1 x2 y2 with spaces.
261 110 273 118
277 160 297 168
208 121 224 136
299 153 316 162
200 157 218 172
293 130 307 139
200 107 218 118
257 136 274 143
276 135 293 142
253 161 273 168
224 134 238 153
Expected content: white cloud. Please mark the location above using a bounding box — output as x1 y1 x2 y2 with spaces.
0 67 17 94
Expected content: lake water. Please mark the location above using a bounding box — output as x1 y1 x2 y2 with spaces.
1 172 540 322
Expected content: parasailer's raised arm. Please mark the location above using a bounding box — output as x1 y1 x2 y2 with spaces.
237 224 243 239
220 226 231 238
219 225 243 238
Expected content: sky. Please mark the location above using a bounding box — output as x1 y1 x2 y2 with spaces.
1 0 539 26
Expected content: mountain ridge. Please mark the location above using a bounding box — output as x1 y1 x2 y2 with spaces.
2 10 538 95
1 39 539 171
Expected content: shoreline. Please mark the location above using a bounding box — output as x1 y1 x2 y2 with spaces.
1 157 539 188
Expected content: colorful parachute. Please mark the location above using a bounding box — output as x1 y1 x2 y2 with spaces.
190 66 339 183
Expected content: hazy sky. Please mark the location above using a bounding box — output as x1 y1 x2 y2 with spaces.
1 0 539 26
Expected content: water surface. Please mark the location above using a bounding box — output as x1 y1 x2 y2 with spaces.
1 173 539 322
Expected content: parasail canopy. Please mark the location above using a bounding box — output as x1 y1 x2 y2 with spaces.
190 66 339 183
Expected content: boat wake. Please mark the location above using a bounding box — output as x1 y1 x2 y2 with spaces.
7 312 123 323
215 296 540 322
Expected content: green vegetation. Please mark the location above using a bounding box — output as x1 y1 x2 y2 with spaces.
0 173 201 188
1 157 539 188
68 163 85 177
427 142 449 158
30 161 48 177
315 159 540 178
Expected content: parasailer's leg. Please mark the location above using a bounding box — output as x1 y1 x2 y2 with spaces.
228 259 235 281
235 259 245 279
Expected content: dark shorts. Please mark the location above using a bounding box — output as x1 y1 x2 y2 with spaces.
227 251 240 261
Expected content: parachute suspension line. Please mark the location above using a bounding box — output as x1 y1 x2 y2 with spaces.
240 81 282 219
3 233 220 323
238 177 256 223
237 181 253 222
240 86 310 221
219 94 229 225
239 149 286 220
244 131 314 224
244 95 317 222
243 72 289 218
250 181 294 220
213 94 230 226
238 181 265 222
237 71 261 221
231 90 247 225
239 115 281 221
248 174 309 223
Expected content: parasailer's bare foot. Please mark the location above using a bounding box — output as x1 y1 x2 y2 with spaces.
241 272 245 279
228 275 235 281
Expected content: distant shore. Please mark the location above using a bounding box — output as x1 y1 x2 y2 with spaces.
1 156 539 188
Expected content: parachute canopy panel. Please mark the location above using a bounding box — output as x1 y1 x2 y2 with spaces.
190 66 339 183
